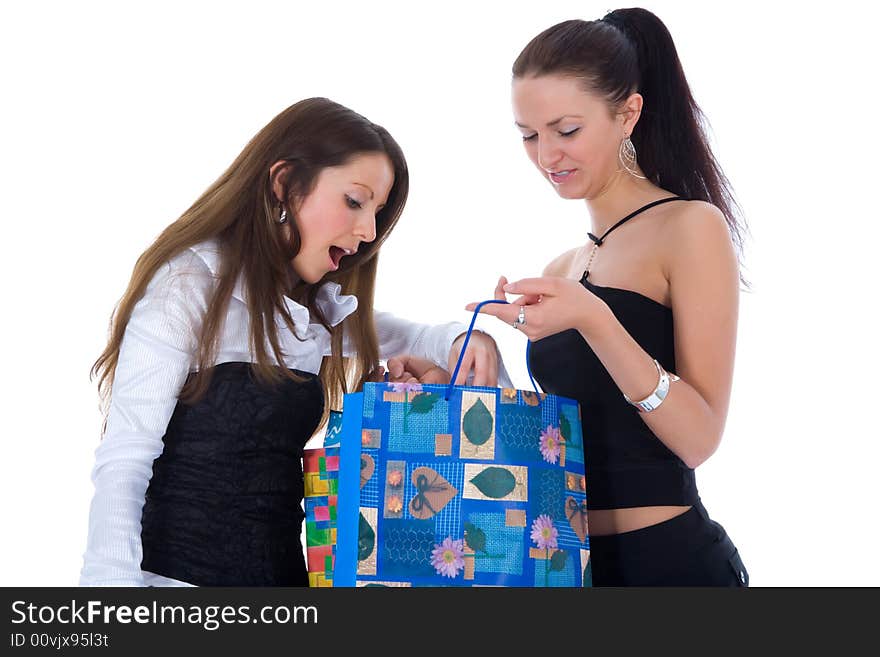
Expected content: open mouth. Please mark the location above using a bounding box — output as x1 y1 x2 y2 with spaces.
549 169 576 184
328 245 354 270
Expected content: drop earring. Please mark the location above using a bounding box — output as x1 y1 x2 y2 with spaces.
618 134 647 180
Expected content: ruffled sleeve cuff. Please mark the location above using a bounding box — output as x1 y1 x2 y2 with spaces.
312 281 359 327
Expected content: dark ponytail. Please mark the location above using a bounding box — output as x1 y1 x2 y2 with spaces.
513 7 747 262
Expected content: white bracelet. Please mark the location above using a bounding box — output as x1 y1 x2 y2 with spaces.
623 359 680 413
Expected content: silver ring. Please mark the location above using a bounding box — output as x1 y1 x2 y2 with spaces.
517 306 526 327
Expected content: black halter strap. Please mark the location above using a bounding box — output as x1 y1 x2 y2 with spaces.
587 196 683 246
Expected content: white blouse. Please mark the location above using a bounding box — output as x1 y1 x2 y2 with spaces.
79 240 488 587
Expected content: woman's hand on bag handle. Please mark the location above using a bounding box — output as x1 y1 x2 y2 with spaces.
466 275 611 341
386 355 451 385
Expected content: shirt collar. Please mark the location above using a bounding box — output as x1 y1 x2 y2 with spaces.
188 240 359 334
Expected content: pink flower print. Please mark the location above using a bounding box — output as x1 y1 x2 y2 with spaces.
539 425 562 464
530 514 559 550
390 381 423 394
430 537 465 578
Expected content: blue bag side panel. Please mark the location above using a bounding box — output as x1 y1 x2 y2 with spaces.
334 392 364 587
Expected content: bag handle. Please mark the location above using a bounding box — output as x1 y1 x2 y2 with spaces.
445 299 541 400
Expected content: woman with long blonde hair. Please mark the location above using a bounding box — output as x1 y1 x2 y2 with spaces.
80 97 501 586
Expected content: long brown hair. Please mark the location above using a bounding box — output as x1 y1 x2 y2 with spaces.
513 8 748 270
91 97 409 431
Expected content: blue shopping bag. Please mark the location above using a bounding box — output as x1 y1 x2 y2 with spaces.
331 301 591 587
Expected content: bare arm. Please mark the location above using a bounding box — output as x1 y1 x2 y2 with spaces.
480 204 739 468
579 203 739 468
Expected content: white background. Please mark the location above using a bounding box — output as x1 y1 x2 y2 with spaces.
1 0 877 587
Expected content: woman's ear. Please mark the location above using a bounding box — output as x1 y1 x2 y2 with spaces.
268 160 293 204
620 92 643 135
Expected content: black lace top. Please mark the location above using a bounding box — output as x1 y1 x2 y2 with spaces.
140 362 323 586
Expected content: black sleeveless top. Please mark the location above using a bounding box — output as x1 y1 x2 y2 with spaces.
140 362 323 586
528 198 699 511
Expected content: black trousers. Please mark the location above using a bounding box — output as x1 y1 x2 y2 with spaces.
589 500 748 587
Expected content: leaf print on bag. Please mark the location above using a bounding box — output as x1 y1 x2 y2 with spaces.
469 467 516 498
463 521 505 562
402 391 441 433
549 549 568 572
358 511 375 562
459 391 496 460
559 408 584 461
560 415 572 447
582 550 592 587
463 464 528 501
409 392 440 414
464 521 487 553
463 398 493 445
356 507 378 576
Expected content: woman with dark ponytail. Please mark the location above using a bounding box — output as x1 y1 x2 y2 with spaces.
468 8 749 586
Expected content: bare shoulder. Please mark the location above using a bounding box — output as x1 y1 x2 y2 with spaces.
662 200 731 243
660 201 736 276
542 246 583 278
